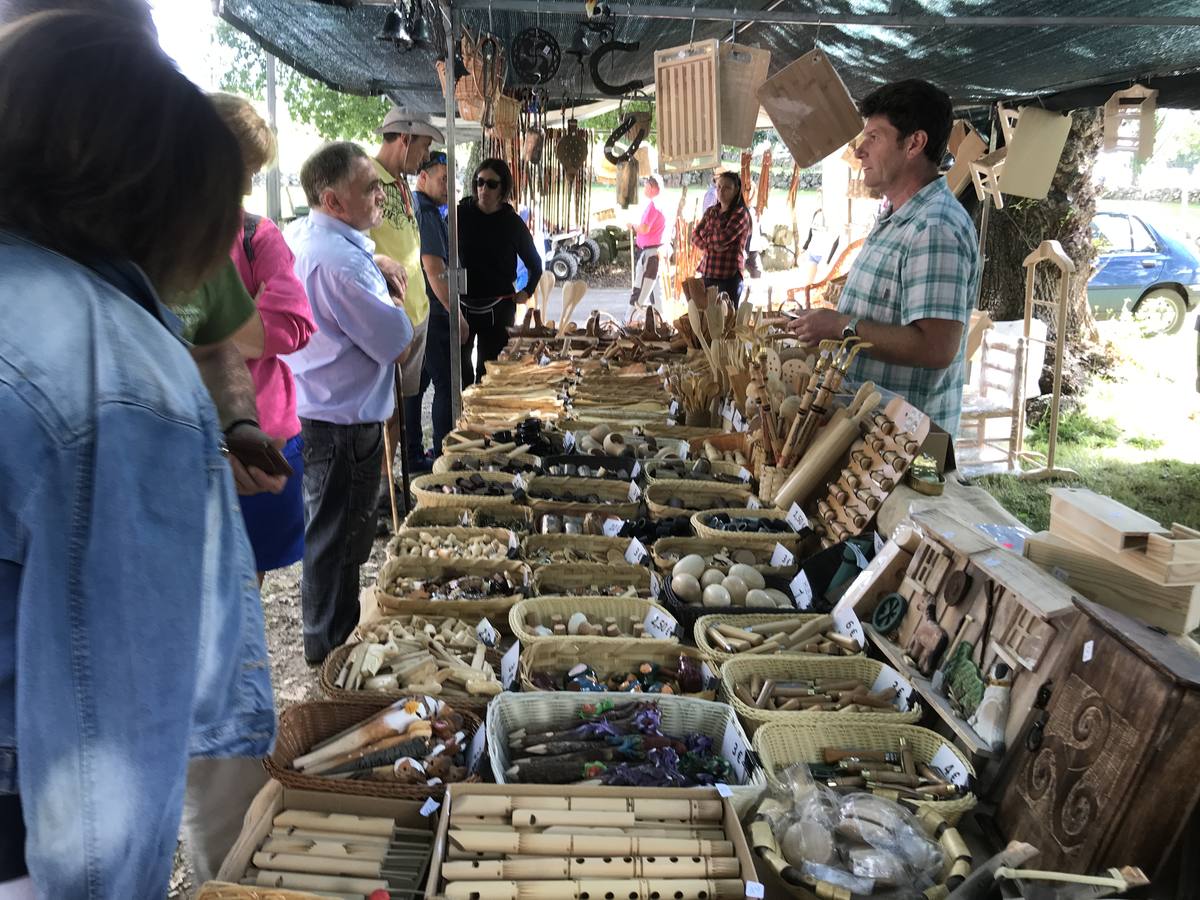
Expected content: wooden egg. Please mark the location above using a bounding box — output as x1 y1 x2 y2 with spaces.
701 584 732 607
728 563 765 590
672 554 706 580
700 568 725 589
671 573 702 604
721 574 748 605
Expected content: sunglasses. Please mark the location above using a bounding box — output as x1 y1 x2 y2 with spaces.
475 177 501 190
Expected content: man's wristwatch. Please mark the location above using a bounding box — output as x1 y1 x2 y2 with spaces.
842 317 860 339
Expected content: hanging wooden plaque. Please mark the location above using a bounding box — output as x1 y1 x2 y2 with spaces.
654 39 721 173
757 48 861 169
718 43 771 149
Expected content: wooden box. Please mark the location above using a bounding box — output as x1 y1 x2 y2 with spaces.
996 598 1200 878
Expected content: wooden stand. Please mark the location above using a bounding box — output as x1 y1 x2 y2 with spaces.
1016 240 1077 481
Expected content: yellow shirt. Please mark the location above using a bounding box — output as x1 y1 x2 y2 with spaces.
369 157 429 326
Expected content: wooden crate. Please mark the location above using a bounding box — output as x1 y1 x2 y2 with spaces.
996 598 1200 878
654 40 721 173
757 48 861 169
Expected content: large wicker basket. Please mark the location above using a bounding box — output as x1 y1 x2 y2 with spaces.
386 526 516 561
751 720 977 824
486 692 765 816
694 612 844 666
642 457 752 487
530 562 654 598
474 505 536 532
720 655 923 733
403 506 470 528
264 699 483 801
525 475 642 518
691 508 802 547
645 481 753 518
510 595 677 643
410 471 519 509
652 536 798 578
196 884 326 900
522 533 630 566
520 637 715 698
374 557 529 624
431 449 540 474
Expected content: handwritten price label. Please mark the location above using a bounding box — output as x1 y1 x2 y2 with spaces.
721 719 754 782
420 797 441 818
512 473 527 490
714 783 733 798
643 607 677 640
931 743 970 788
467 727 486 775
475 618 499 648
501 640 521 690
508 531 519 551
701 661 720 691
628 481 642 502
832 601 866 649
732 409 746 432
625 537 648 565
668 399 681 418
602 517 626 537
870 663 914 711
746 495 761 509
745 882 766 899
630 461 642 480
790 571 813 609
771 543 795 567
738 467 753 483
562 432 576 452
785 503 809 532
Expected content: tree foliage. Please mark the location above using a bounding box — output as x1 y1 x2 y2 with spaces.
213 21 390 141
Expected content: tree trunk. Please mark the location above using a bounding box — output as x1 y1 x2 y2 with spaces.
977 107 1103 353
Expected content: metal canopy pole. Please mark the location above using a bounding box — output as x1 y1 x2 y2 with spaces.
453 0 1200 28
444 1 464 424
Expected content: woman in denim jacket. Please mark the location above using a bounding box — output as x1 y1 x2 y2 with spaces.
0 12 274 895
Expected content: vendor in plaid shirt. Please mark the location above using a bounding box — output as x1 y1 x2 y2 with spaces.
692 170 752 306
788 80 981 436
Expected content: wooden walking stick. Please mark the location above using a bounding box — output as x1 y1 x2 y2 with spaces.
393 365 412 526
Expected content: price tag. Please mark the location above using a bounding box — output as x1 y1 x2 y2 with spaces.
420 797 441 818
738 467 753 483
512 473 526 490
508 531 519 551
602 517 626 537
668 399 681 418
657 364 667 376
931 743 970 788
870 663 914 712
746 882 766 899
643 607 677 640
721 719 754 782
628 481 642 502
625 537 648 565
790 571 813 609
649 570 662 599
847 541 870 570
1051 566 1070 584
874 531 886 555
732 409 746 432
538 354 550 366
467 726 486 775
501 640 521 690
771 543 795 568
630 460 642 480
563 432 576 452
666 418 677 427
785 502 809 532
723 399 735 421
746 495 761 509
714 783 733 798
832 601 866 649
701 661 720 691
1082 639 1095 663
476 618 499 648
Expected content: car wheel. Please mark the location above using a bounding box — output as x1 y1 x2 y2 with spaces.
1133 288 1187 336
549 253 578 283
575 238 603 267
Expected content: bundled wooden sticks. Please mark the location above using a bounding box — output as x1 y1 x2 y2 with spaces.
731 674 899 713
704 615 862 657
809 740 966 801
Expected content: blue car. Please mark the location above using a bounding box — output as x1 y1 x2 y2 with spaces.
1088 211 1200 335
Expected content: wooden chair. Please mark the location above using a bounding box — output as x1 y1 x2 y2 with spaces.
785 237 865 310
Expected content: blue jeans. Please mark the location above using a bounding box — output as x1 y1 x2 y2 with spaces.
299 419 384 663
424 305 472 457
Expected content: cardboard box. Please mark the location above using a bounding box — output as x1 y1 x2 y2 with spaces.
425 782 761 899
216 780 436 887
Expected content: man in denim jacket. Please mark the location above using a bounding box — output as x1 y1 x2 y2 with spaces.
0 12 275 895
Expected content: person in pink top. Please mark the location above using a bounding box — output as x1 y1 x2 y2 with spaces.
211 92 317 580
629 174 666 309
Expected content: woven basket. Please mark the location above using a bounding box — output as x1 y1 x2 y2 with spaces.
694 612 841 667
540 454 637 480
411 471 519 509
386 526 516 561
569 432 690 460
530 562 654 599
510 595 675 643
374 557 529 624
652 537 797 578
432 449 540 474
196 884 326 900
751 720 977 824
522 533 630 566
645 481 753 519
642 423 725 442
642 458 752 487
720 656 923 733
486 692 765 816
688 431 752 462
520 637 714 698
525 475 641 518
473 505 536 532
264 699 483 800
488 93 521 141
403 506 470 528
691 508 801 547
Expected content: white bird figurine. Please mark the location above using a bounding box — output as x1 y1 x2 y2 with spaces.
968 661 1012 754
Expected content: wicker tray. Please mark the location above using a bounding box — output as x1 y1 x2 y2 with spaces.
510 594 676 643
486 692 765 816
691 508 802 547
403 506 470 528
661 571 795 633
374 557 529 625
386 526 516 561
652 536 797 577
720 655 923 733
521 533 630 566
540 453 638 480
694 612 843 667
474 505 536 532
569 432 690 460
264 699 483 800
411 471 519 509
519 637 715 697
525 475 642 518
431 450 541 474
645 480 753 519
530 562 655 599
642 457 752 487
751 720 977 824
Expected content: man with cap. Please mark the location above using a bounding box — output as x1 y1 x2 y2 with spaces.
371 105 443 479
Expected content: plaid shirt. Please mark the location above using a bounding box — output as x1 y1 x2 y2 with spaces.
838 178 980 435
692 203 750 280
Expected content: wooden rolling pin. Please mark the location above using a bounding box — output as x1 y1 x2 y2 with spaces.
443 878 747 900
773 383 881 511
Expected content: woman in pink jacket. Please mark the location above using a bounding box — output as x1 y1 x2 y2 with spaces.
212 93 317 579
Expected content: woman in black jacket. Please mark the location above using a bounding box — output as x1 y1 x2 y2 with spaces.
456 158 543 383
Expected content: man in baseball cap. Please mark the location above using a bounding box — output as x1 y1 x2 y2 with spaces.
370 106 444 501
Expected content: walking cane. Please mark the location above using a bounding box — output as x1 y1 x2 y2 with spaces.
393 364 412 521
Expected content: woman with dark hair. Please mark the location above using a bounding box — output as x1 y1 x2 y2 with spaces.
691 170 752 305
456 157 543 382
0 10 274 895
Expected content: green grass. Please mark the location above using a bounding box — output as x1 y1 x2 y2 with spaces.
1026 410 1120 451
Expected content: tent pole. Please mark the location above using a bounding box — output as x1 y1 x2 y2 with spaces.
444 1 464 425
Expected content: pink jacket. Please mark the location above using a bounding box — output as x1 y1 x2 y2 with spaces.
231 214 317 441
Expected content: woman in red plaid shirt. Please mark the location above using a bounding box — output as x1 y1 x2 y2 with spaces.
691 170 751 305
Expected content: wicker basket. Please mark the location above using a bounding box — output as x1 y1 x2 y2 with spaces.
510 595 676 643
411 471 519 509
386 526 516 561
486 692 765 816
374 557 529 624
520 637 715 698
569 432 690 460
403 506 470 528
661 569 796 633
265 699 483 800
645 481 753 519
694 612 840 667
522 533 630 566
432 450 540 474
525 475 642 518
196 884 326 900
688 431 752 462
652 536 797 578
751 720 977 824
642 457 752 487
720 656 923 733
691 508 802 547
474 505 536 532
540 454 637 480
530 562 654 599
488 93 521 141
